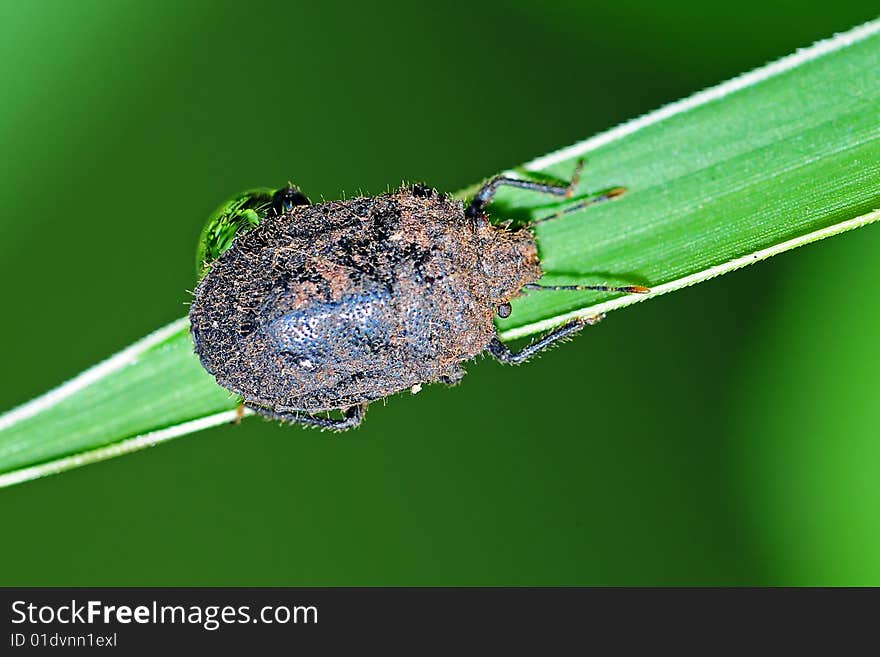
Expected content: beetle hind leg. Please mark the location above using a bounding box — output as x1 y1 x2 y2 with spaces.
246 402 366 431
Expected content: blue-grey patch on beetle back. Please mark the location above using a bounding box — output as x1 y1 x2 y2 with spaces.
268 288 397 362
189 186 542 413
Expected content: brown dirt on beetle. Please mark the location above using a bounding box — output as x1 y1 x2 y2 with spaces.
189 186 542 414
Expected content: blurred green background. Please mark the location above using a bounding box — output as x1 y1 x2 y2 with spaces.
1 0 878 585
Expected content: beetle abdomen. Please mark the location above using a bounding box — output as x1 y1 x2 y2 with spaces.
190 188 501 411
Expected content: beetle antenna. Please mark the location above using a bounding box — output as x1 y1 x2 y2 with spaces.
531 187 627 225
524 283 650 294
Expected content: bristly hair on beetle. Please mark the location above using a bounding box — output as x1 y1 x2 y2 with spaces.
189 160 649 430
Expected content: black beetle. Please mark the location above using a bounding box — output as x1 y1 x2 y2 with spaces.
189 162 647 430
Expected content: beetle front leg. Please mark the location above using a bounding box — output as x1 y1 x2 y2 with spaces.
246 402 366 431
487 320 595 365
465 160 585 222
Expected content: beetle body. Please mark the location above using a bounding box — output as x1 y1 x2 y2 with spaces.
190 186 541 414
189 163 644 429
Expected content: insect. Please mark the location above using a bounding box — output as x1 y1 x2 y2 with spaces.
189 162 648 430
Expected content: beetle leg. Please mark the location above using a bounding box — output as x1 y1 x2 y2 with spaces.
487 320 588 365
465 158 628 225
466 159 585 221
439 366 467 386
246 402 366 431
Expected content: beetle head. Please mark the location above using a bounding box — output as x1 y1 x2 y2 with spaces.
477 224 542 312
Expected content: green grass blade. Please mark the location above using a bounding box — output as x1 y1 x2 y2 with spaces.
494 19 880 338
0 319 238 486
2 20 880 487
